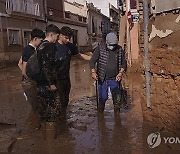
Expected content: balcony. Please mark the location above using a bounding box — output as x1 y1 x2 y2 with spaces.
6 0 40 16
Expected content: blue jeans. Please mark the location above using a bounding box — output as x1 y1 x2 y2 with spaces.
98 79 119 104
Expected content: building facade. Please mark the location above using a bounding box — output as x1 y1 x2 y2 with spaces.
47 0 88 52
102 15 111 37
0 0 112 61
0 0 46 61
109 3 119 33
86 3 110 45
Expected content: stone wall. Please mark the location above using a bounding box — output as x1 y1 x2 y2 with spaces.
149 13 180 51
127 12 180 134
142 48 180 134
137 12 180 134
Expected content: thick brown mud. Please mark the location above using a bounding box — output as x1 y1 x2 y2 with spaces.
0 59 179 153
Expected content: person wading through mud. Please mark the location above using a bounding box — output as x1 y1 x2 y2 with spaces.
29 24 62 139
89 32 127 113
18 28 45 129
55 26 90 122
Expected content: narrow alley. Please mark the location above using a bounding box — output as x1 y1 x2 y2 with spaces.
0 58 179 153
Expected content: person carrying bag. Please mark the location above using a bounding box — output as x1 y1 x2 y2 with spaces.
89 32 127 114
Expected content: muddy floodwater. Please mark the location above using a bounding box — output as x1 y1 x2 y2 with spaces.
0 59 179 153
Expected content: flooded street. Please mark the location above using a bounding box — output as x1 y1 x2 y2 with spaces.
0 59 179 153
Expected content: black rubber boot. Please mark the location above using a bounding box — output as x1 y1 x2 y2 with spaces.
114 104 120 114
59 107 67 123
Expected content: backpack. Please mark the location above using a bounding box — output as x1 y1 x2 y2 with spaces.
26 41 48 81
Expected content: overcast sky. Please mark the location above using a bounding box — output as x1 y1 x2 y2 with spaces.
68 0 118 16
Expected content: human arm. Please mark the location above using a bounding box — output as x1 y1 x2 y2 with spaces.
22 61 28 77
66 42 91 60
116 47 127 81
89 46 100 80
18 57 23 71
21 46 34 77
77 53 92 60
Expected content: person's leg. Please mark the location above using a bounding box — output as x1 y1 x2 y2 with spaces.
56 79 67 108
22 79 40 129
108 80 119 91
36 85 60 139
62 78 71 120
63 77 71 109
98 81 108 112
108 80 120 113
36 85 60 122
56 78 71 120
22 79 37 111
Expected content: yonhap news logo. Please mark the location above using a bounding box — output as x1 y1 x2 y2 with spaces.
147 132 161 148
147 132 180 149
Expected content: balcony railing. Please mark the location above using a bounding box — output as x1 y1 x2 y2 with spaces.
6 0 40 16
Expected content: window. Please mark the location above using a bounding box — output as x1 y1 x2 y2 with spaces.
92 16 97 34
65 12 70 18
83 17 86 23
23 30 31 47
100 21 103 31
130 0 137 9
78 16 82 22
8 29 21 45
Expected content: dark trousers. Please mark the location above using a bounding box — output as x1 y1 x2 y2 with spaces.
36 85 60 122
22 78 41 128
21 78 37 111
56 78 71 110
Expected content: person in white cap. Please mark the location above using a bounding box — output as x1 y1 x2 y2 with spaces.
89 32 127 113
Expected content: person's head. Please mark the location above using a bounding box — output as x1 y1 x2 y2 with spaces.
59 26 73 44
106 32 118 50
45 24 60 43
30 28 45 47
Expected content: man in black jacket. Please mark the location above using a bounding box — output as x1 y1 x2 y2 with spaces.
89 32 127 113
55 26 78 121
55 26 90 121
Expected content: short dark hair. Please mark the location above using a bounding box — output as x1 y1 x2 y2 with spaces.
46 24 60 34
60 26 73 38
31 28 45 40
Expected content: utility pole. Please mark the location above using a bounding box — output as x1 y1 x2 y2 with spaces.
143 0 151 108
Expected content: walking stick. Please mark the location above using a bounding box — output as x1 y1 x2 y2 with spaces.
95 80 99 108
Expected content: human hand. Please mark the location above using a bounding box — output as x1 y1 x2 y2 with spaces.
116 72 123 81
50 85 57 91
92 72 98 80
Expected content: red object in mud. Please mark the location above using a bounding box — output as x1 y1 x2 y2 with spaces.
127 11 132 23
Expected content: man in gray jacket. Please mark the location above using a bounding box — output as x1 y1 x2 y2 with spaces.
89 32 127 113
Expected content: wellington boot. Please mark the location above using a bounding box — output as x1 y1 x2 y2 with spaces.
114 104 120 114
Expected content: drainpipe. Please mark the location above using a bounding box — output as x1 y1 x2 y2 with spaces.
143 0 151 108
43 0 48 25
126 0 132 66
